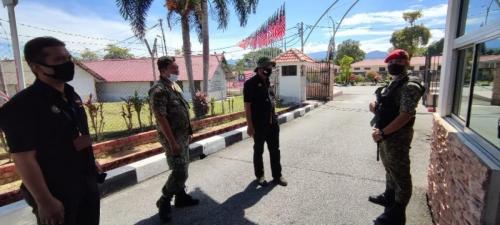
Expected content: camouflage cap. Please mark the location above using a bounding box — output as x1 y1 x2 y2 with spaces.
256 57 276 68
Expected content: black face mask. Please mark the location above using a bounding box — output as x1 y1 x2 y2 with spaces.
263 68 273 77
387 64 406 76
39 61 75 82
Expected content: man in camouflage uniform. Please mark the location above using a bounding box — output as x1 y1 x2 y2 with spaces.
368 49 424 225
149 56 199 223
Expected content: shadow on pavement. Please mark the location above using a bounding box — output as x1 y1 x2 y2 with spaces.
134 180 276 225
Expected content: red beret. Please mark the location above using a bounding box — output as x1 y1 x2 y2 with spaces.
384 49 409 63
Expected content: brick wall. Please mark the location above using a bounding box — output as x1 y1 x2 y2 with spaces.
428 114 492 225
191 111 245 131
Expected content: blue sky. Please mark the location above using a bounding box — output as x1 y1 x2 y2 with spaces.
0 0 448 60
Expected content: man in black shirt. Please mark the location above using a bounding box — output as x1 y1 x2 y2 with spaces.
0 37 102 225
244 57 287 187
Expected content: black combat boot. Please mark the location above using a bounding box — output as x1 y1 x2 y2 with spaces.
373 202 406 225
368 189 395 207
174 190 199 207
156 197 172 223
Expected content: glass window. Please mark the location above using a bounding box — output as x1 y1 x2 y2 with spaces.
282 65 297 76
364 67 371 70
459 0 500 36
468 38 500 148
419 66 426 71
379 67 386 72
354 67 360 70
453 47 475 120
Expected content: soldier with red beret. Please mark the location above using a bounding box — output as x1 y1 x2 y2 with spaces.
368 49 425 225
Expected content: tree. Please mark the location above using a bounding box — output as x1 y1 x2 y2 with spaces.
103 44 133 59
116 0 258 118
201 0 209 93
427 38 444 56
339 55 354 85
402 10 422 26
334 39 365 65
390 10 431 59
240 47 283 68
234 59 246 73
366 70 381 84
80 48 99 61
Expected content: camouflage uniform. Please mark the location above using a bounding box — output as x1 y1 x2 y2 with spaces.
378 75 423 206
149 78 192 199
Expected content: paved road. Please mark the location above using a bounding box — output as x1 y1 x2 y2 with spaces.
2 86 434 225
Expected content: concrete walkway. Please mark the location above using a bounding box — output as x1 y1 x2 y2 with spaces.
2 86 434 225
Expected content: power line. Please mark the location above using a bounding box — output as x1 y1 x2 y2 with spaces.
0 18 125 43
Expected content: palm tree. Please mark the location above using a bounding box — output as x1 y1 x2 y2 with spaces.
116 0 258 116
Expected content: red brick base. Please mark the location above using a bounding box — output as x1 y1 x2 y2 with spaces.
427 114 491 225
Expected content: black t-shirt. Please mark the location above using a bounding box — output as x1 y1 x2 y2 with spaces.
243 75 277 129
0 79 96 196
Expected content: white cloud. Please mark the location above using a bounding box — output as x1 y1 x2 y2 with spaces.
303 42 329 54
428 29 445 44
342 4 448 26
321 3 448 54
332 27 396 37
359 37 392 52
0 2 198 57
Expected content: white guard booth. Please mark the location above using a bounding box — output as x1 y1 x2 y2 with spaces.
274 49 313 104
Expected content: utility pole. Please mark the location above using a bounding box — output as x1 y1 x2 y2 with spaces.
2 0 25 91
159 19 167 56
144 38 158 83
299 22 304 53
328 16 336 62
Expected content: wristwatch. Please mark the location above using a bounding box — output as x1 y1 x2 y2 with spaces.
379 129 385 137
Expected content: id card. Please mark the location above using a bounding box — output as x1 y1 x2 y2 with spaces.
73 134 92 151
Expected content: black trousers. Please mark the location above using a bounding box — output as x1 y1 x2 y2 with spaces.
22 176 100 225
253 123 282 179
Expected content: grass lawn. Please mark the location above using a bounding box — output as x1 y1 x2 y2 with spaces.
83 96 247 141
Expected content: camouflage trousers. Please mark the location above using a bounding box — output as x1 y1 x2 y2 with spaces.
379 127 414 206
159 135 190 200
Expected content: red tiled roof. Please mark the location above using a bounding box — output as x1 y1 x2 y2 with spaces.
80 55 223 82
351 56 444 67
274 49 315 63
479 54 500 62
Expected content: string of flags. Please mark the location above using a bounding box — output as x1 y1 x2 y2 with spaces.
238 3 286 49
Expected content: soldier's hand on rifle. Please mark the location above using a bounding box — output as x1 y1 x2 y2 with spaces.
369 101 377 113
372 128 383 142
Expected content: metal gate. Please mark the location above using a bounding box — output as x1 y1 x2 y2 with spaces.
420 55 442 109
305 62 333 101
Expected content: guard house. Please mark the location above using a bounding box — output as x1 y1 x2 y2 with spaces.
273 49 315 104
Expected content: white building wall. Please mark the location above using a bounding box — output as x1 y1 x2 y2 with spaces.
277 62 306 104
177 66 227 101
0 61 96 100
96 82 151 102
69 66 97 101
207 66 227 100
